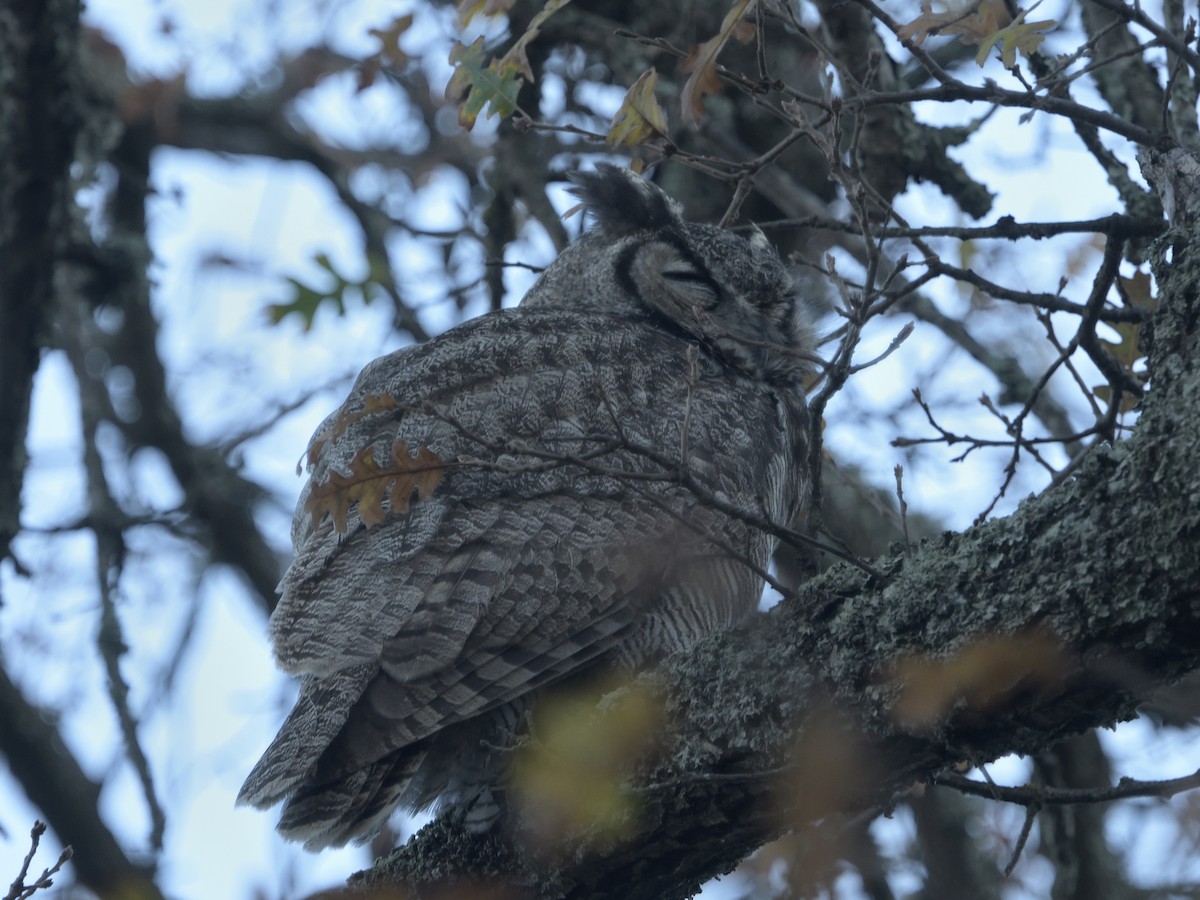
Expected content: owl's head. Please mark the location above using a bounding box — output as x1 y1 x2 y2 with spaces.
521 165 813 385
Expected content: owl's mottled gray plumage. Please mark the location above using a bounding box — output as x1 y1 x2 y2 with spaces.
238 165 813 849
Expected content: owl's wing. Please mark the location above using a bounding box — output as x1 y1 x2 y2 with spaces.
239 307 804 819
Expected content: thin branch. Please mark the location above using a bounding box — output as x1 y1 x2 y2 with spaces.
934 768 1200 806
4 821 72 900
1085 0 1200 74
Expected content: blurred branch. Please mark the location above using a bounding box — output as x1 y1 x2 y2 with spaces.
0 0 84 564
1035 733 1143 898
909 788 1002 900
61 291 167 851
1084 0 1200 77
88 122 285 613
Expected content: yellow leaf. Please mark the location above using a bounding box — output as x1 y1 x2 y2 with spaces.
456 0 515 29
499 0 573 81
500 28 539 82
606 68 669 148
526 0 573 33
680 0 757 123
510 678 664 846
974 6 1056 68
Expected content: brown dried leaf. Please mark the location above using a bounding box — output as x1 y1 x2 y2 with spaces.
897 0 1007 47
679 0 757 123
1100 320 1146 369
890 631 1063 728
1093 384 1142 413
356 14 415 92
1120 270 1156 311
306 393 401 468
305 440 444 534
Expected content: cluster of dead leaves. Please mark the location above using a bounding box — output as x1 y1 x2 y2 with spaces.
444 0 573 129
897 0 1056 70
608 0 756 148
442 0 758 146
303 392 445 534
440 0 1058 151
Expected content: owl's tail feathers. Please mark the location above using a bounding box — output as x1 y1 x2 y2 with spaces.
274 747 430 850
237 664 376 810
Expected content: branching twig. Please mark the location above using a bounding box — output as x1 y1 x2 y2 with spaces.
4 821 72 900
935 767 1200 806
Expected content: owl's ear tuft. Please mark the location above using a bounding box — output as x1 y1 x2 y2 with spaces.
568 164 683 235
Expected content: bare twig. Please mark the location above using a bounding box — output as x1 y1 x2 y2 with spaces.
935 767 1200 806
4 821 72 900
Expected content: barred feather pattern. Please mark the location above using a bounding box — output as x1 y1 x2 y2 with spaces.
239 166 813 850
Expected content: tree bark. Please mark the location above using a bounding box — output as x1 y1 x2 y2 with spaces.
0 0 82 561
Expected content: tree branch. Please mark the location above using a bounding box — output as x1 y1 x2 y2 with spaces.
0 0 83 563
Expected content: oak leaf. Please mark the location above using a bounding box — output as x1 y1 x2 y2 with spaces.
306 393 402 468
890 631 1063 728
1092 270 1154 412
897 0 1055 69
445 37 521 129
305 440 444 534
446 0 573 129
510 678 664 846
975 5 1056 68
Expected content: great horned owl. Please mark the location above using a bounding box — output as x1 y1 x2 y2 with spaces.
238 165 813 849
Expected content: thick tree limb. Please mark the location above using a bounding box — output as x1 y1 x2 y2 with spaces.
349 151 1200 899
0 0 83 563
